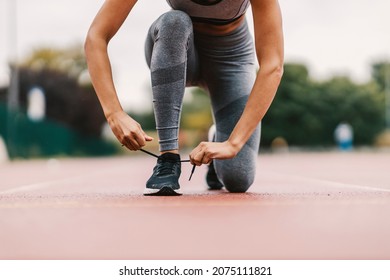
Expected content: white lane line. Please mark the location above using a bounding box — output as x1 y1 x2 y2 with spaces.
0 176 87 195
276 172 390 193
0 166 128 195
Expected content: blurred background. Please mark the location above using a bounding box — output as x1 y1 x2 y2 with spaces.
0 0 389 160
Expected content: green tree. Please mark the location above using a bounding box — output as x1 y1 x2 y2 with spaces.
317 76 383 145
181 88 213 131
262 63 385 147
371 62 390 92
22 45 87 79
262 63 315 146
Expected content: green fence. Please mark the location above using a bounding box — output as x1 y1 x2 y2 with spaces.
0 103 118 159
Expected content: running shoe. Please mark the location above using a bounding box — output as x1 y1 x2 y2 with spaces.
206 160 224 190
144 152 182 196
206 124 224 190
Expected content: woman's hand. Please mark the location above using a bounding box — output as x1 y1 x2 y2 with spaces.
107 111 153 151
189 141 239 166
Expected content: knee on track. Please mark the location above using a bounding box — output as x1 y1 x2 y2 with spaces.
221 172 255 193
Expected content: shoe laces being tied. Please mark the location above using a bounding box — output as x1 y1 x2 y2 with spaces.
155 155 179 176
140 149 195 180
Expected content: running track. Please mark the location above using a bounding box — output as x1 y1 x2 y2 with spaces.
0 151 389 259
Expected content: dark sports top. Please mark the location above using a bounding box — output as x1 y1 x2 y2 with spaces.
166 0 251 25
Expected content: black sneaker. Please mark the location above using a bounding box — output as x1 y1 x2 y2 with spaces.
144 153 182 196
206 160 224 190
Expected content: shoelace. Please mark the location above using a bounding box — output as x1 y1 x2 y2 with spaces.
155 159 177 176
140 149 196 181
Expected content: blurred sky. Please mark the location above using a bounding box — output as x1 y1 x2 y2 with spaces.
0 0 389 112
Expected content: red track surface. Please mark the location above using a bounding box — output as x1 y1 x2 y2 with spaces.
0 151 389 260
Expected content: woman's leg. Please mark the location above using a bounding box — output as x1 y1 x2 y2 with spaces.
143 11 199 196
197 21 261 193
145 10 199 152
213 96 261 193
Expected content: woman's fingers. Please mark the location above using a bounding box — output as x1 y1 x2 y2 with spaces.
108 111 154 151
143 131 154 142
190 142 213 166
132 130 146 148
123 131 149 150
190 141 238 166
121 139 137 151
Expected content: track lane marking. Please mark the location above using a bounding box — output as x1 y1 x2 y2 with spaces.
271 171 390 193
0 166 130 195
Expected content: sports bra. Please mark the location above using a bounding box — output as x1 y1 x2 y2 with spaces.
166 0 250 25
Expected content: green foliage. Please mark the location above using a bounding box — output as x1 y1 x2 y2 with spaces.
22 45 87 79
371 62 390 91
130 111 156 131
262 63 385 147
181 88 213 131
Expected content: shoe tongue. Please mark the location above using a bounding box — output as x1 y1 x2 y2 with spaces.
160 153 180 162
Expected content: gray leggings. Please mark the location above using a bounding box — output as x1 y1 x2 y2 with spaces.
144 10 261 192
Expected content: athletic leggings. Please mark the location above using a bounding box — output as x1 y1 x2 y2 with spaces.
144 10 261 192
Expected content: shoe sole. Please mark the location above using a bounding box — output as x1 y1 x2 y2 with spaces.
143 186 182 196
